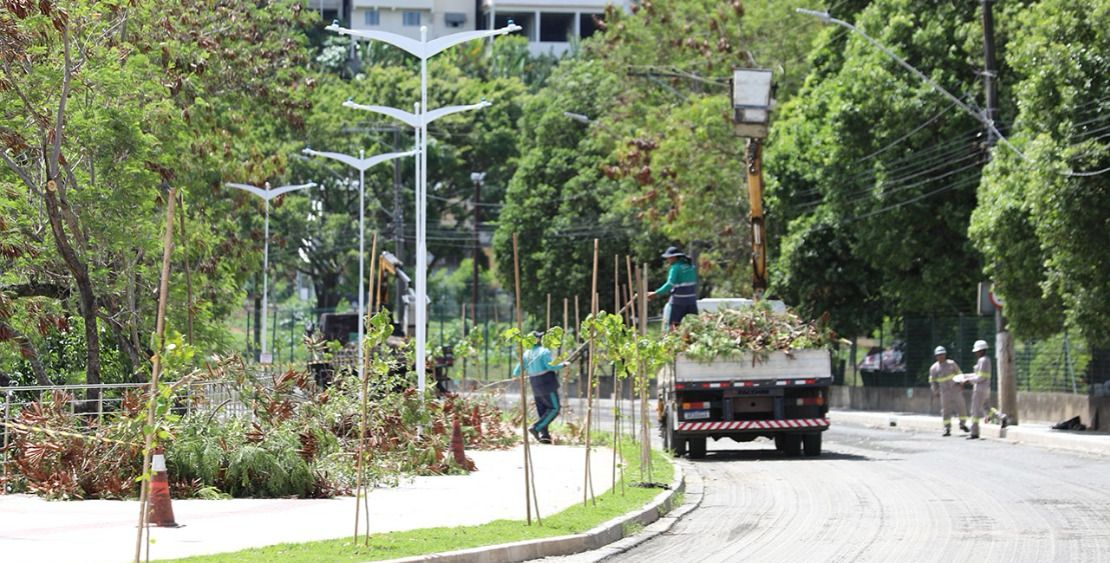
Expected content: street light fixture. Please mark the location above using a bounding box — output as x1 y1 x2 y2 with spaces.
325 20 519 394
301 147 416 389
730 69 774 298
563 111 591 125
226 181 318 364
730 68 774 139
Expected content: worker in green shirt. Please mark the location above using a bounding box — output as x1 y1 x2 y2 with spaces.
648 246 699 328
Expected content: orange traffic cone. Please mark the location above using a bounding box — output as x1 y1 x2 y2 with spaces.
148 447 179 527
450 419 476 471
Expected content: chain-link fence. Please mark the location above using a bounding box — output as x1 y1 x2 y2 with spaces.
851 315 1098 394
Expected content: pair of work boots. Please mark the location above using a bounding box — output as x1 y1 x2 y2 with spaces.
529 427 553 444
942 421 971 437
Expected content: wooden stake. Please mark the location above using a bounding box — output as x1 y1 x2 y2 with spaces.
625 256 636 328
354 232 377 545
134 187 177 563
546 294 551 331
561 297 569 419
583 240 598 506
512 234 534 525
640 264 652 483
574 294 582 418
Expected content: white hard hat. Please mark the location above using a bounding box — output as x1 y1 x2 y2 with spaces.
973 340 989 352
934 346 947 356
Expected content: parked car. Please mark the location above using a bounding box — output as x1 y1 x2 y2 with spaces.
858 340 906 374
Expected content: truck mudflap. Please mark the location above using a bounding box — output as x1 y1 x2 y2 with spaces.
676 418 829 432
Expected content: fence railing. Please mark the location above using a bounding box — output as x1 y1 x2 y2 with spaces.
850 316 1095 394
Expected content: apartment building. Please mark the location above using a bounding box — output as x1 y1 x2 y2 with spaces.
478 1 631 56
352 1 477 40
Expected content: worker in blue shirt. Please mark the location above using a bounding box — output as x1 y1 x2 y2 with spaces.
513 331 566 444
648 246 699 328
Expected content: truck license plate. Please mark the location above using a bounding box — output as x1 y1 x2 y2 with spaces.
683 410 710 420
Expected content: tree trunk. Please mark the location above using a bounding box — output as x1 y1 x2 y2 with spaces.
314 270 341 312
42 188 101 403
1 320 50 385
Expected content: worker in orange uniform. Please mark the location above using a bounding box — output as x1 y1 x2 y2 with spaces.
929 346 969 436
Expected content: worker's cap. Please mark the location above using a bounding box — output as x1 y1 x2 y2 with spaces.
531 330 544 340
972 340 989 352
934 345 947 356
660 246 686 258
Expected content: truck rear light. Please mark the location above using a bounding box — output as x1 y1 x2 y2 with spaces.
675 383 686 389
793 379 817 385
795 396 825 406
682 402 712 410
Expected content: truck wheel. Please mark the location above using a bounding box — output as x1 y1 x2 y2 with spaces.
774 434 786 452
781 434 802 457
688 437 707 459
666 409 686 457
803 433 823 457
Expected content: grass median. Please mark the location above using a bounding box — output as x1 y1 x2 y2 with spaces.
163 436 675 563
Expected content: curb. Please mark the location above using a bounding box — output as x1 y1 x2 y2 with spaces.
584 461 704 562
832 410 1110 457
381 456 688 563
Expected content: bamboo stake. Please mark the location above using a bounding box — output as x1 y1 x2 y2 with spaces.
574 294 582 422
354 233 377 544
561 298 569 420
546 294 551 331
611 256 619 494
134 187 177 563
512 234 534 524
640 264 652 483
583 240 599 506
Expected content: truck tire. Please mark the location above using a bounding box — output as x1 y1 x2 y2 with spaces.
666 409 686 457
774 434 786 452
688 436 707 459
803 432 823 456
780 434 802 457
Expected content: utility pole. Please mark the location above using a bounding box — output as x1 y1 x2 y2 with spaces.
393 128 405 322
981 0 999 146
980 0 1016 423
471 172 486 329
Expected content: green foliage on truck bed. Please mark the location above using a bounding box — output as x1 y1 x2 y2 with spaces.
672 303 836 363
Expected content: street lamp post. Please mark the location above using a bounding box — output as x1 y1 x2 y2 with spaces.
301 147 416 389
324 20 520 394
226 181 318 363
730 68 774 298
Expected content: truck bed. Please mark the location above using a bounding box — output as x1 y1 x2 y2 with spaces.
674 349 831 383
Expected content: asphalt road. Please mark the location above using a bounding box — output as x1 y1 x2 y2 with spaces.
592 424 1110 563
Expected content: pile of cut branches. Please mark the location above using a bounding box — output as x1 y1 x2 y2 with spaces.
672 304 835 363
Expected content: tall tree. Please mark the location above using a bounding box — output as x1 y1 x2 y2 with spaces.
970 0 1110 346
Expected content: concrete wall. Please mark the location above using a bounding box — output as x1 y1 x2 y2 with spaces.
828 385 1106 430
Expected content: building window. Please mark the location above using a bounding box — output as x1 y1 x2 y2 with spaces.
445 12 466 29
540 12 574 42
580 14 603 39
403 11 421 27
364 9 379 26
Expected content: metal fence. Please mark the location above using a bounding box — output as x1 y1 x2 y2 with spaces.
854 316 1097 394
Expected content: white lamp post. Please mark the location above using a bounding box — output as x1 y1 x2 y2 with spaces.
324 20 520 394
301 147 416 387
226 181 318 364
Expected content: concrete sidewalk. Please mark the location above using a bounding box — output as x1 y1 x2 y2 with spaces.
0 444 612 563
831 409 1110 457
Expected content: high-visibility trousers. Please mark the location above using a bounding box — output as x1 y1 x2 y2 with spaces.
970 382 991 436
940 382 968 427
